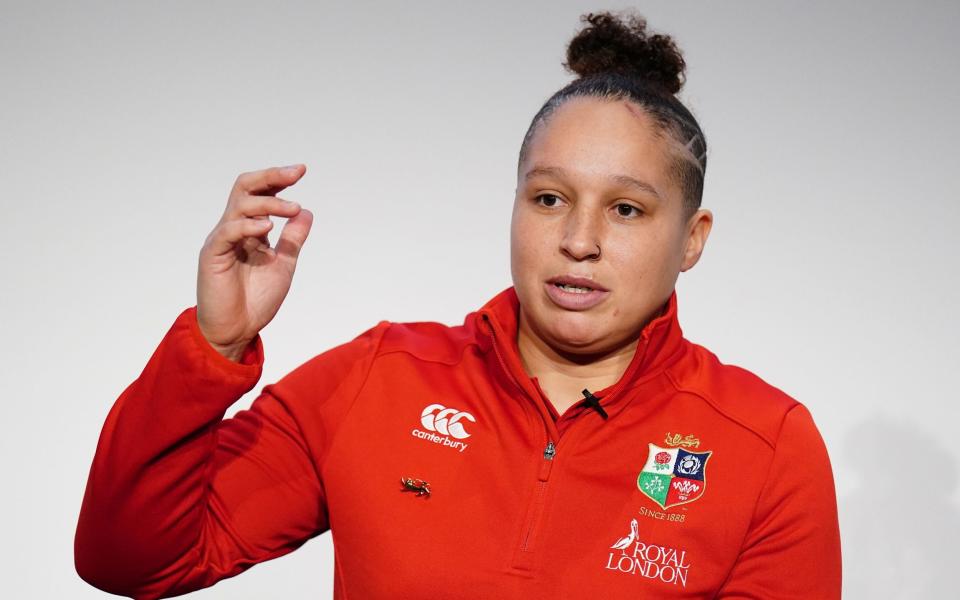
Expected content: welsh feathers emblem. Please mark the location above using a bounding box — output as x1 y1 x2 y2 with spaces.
637 443 712 509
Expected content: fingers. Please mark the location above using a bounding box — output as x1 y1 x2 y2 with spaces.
233 194 301 219
225 165 305 222
232 164 306 197
274 207 314 264
206 216 276 256
206 164 310 259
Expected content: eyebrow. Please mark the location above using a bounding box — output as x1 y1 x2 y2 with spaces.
524 165 662 201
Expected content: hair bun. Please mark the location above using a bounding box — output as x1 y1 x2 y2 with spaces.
563 11 686 95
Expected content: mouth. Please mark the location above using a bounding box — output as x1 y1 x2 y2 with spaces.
546 275 609 293
544 276 610 310
552 282 596 294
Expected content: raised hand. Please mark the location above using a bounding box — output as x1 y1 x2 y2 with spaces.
196 164 314 361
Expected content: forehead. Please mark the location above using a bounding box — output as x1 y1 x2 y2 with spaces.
522 97 680 203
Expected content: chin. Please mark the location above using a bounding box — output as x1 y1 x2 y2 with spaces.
545 314 607 352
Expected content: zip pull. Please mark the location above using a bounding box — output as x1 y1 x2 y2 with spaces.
544 440 556 460
538 440 556 481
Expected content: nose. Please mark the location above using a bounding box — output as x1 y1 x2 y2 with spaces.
560 205 602 261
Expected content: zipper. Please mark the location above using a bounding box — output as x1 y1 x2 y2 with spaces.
480 313 558 570
543 440 556 459
511 336 650 563
518 439 556 552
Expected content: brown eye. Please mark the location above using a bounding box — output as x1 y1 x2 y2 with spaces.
535 194 562 207
616 203 642 218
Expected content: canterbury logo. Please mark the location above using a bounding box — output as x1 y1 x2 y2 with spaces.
420 403 475 439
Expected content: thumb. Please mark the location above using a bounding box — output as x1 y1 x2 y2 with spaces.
275 207 313 265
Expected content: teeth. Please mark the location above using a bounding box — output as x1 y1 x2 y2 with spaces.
557 283 593 293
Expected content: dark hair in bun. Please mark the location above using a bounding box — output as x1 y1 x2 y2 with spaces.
565 12 686 94
518 11 707 218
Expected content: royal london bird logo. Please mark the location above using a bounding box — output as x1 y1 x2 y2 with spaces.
637 442 712 509
610 518 639 551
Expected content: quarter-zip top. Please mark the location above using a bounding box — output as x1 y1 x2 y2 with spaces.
476 287 680 575
75 286 841 599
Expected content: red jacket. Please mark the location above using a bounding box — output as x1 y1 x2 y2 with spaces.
75 286 842 598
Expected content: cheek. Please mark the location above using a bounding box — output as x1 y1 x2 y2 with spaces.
511 212 546 270
510 217 533 286
605 233 670 289
606 236 649 277
614 229 684 288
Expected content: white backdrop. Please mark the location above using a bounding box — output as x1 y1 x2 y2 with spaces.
2 1 957 598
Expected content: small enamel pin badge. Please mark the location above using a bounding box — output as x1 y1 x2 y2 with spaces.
400 476 431 497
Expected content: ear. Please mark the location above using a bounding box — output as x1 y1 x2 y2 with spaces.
679 209 713 272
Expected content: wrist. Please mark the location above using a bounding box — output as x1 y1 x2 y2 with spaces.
209 339 252 363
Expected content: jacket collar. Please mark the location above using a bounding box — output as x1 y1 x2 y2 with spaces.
473 285 685 416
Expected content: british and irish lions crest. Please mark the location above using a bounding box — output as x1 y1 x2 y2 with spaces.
637 443 712 509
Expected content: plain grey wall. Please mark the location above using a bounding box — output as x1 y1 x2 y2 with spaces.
2 1 957 597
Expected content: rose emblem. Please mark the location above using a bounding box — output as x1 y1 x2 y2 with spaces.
653 451 672 471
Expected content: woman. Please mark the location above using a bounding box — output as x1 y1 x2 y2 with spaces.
75 11 841 599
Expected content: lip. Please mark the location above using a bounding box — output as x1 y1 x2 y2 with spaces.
547 275 609 292
544 276 610 311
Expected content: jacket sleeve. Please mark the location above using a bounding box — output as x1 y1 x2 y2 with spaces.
74 305 387 599
715 403 842 599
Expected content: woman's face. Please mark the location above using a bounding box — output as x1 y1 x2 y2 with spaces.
510 96 712 357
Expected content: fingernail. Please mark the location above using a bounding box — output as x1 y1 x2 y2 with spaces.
281 164 301 173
